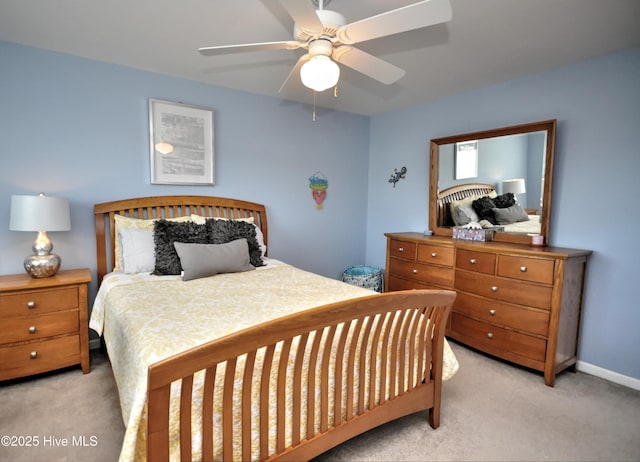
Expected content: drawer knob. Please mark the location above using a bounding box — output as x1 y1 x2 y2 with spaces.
30 351 38 359
28 326 37 334
487 333 494 339
470 258 477 264
412 269 418 274
520 266 528 272
431 252 437 258
489 309 496 316
398 247 404 252
27 301 36 309
491 286 498 292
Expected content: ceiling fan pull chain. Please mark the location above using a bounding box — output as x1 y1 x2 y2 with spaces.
313 91 317 122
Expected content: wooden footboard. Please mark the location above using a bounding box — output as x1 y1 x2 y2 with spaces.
147 289 455 461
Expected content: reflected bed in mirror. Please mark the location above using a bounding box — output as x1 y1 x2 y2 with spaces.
429 120 556 245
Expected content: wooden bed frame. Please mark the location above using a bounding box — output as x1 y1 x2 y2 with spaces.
437 183 496 227
94 195 455 462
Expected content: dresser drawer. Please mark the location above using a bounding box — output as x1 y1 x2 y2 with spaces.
455 270 552 309
449 313 547 363
389 258 454 288
454 292 549 336
497 255 555 284
387 275 435 291
417 244 454 267
0 310 79 344
388 240 417 260
456 249 496 274
0 335 81 380
0 286 79 318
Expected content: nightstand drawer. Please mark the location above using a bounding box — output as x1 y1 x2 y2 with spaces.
417 244 454 267
456 249 496 274
497 255 554 284
389 258 454 288
0 310 79 344
455 270 552 309
0 335 80 380
0 286 79 317
389 240 417 260
450 313 546 363
454 292 549 336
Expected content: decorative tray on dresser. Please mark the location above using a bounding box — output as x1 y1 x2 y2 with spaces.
0 268 92 381
385 232 591 386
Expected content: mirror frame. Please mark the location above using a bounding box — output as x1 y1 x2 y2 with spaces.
429 119 557 245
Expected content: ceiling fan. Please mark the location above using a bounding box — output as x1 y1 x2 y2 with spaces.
198 0 452 93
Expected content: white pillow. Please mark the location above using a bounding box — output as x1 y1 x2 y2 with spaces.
113 214 193 271
118 227 155 274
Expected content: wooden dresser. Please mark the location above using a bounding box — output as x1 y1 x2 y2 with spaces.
0 268 92 381
385 232 591 386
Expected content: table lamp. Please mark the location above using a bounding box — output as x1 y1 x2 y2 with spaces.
502 178 526 204
9 194 71 278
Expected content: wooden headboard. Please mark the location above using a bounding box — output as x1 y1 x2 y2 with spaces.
94 195 268 282
437 183 495 227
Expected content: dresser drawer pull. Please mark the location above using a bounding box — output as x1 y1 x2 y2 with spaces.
30 351 38 359
27 301 36 309
491 286 498 292
486 333 494 339
470 258 477 264
431 252 437 258
412 269 418 274
398 247 404 252
489 309 496 316
520 266 528 272
28 326 37 334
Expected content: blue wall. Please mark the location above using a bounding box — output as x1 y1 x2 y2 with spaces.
0 41 370 291
366 48 640 381
2 41 639 382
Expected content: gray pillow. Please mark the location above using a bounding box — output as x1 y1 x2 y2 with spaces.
173 239 255 281
452 202 480 225
492 204 530 225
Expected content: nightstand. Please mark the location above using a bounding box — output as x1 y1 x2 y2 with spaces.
0 268 92 381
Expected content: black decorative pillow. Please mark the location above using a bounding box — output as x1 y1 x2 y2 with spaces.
153 220 209 275
472 196 497 224
206 219 264 267
493 192 516 209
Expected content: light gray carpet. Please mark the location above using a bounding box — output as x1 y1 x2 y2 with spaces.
1 342 639 462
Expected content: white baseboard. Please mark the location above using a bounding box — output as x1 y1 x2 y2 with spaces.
576 360 640 391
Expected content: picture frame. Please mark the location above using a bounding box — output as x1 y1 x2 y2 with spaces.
149 99 214 185
455 140 478 180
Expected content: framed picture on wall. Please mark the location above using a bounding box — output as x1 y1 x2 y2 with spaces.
149 99 215 185
455 140 478 180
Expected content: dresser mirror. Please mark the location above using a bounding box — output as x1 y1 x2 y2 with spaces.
429 120 557 245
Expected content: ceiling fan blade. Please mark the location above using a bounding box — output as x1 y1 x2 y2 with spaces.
333 46 405 85
198 40 303 56
278 54 311 93
336 0 452 45
280 0 324 35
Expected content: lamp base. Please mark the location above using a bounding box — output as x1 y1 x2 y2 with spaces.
24 253 61 278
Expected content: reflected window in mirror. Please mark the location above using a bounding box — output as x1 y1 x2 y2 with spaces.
455 140 478 180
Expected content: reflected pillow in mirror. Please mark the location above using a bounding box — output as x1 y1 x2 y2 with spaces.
492 204 530 225
452 203 479 226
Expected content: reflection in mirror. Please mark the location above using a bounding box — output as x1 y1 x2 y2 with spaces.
429 120 556 245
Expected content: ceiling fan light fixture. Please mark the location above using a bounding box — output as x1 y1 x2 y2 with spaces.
300 55 340 92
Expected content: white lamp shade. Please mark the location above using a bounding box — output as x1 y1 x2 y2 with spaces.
10 195 71 232
300 56 340 92
502 178 526 195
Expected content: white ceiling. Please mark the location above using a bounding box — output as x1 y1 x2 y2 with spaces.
1 0 639 116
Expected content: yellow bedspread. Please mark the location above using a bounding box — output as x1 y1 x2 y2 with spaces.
90 260 458 461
